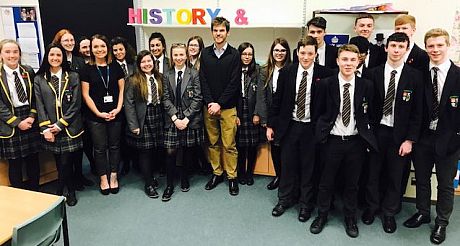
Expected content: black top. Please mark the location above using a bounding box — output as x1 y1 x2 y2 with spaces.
80 62 124 122
199 44 241 109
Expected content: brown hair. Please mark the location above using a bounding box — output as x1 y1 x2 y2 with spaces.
354 14 374 25
338 44 360 56
211 17 230 32
187 36 204 70
130 50 163 102
297 36 318 53
52 29 73 45
424 28 450 47
394 14 416 28
262 38 291 88
89 34 113 65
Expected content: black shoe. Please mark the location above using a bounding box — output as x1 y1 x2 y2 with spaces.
310 215 327 234
361 209 375 225
345 217 359 238
430 224 446 244
80 176 95 186
162 186 174 202
266 177 280 190
180 179 190 192
205 175 223 190
403 212 431 228
272 204 289 217
238 176 246 185
246 176 254 186
100 188 110 195
145 185 159 198
152 178 159 189
66 192 78 206
110 187 119 194
229 179 239 196
298 208 311 222
382 215 397 233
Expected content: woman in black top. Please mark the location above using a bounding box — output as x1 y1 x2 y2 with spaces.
81 34 125 195
34 44 83 206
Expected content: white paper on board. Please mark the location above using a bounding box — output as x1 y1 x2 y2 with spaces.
17 37 39 53
1 7 16 39
21 52 40 69
17 22 37 38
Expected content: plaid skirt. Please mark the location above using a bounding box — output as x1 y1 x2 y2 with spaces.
237 98 260 147
0 106 40 159
163 106 204 149
41 131 83 154
126 104 163 150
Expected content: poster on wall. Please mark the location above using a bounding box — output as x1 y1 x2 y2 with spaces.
0 6 42 69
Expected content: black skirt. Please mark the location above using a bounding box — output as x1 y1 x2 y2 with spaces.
237 98 260 147
0 106 40 159
126 104 163 150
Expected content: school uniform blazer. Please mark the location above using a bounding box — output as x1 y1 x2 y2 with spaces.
0 65 37 138
237 65 261 119
420 61 460 156
34 71 83 138
368 43 386 69
406 44 430 72
267 63 333 143
162 67 203 129
293 45 338 69
70 55 86 74
365 64 423 144
315 75 378 151
255 66 273 125
162 57 171 75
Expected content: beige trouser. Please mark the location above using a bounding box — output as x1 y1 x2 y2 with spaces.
203 107 238 179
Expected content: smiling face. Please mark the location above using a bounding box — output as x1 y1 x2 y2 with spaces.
91 38 108 60
272 43 287 64
337 50 359 78
60 33 75 53
188 39 200 57
112 43 126 62
297 45 316 70
172 46 187 69
425 36 449 65
0 42 20 69
212 24 228 46
240 47 253 66
48 47 63 69
149 38 164 58
79 39 90 58
354 18 374 39
140 54 154 74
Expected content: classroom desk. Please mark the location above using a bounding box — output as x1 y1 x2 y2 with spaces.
0 186 68 245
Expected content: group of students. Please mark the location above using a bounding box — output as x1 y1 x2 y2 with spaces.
0 14 459 244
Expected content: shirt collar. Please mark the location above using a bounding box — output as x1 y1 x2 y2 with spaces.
175 66 186 74
116 60 127 67
156 55 164 63
298 63 314 75
385 62 404 74
213 42 228 52
51 69 63 79
429 59 450 73
338 73 355 87
3 64 20 75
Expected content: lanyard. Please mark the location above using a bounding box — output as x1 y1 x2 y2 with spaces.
96 65 110 95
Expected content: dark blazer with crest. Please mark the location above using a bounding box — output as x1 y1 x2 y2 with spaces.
364 64 423 144
420 61 460 156
315 74 378 151
267 63 333 143
0 65 37 138
34 71 83 138
237 64 261 118
162 67 203 129
405 44 430 72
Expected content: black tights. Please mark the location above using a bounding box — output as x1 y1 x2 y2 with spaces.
8 153 40 191
165 147 194 187
237 146 258 179
54 151 79 195
138 148 160 186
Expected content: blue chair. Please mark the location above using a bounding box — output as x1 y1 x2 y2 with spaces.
11 196 69 246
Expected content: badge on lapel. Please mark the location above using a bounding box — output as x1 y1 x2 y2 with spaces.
407 58 414 64
402 90 412 102
450 96 458 108
252 83 257 92
188 90 194 98
21 72 28 79
362 98 368 114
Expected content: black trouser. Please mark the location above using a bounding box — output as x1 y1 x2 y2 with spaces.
237 146 258 179
413 130 460 227
271 144 281 177
366 125 407 216
278 121 315 208
82 119 96 174
165 147 193 187
317 135 366 217
55 151 79 194
87 120 121 176
8 153 40 191
139 148 160 186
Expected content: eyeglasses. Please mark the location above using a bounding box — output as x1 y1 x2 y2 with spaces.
241 53 253 57
188 43 200 47
273 49 287 53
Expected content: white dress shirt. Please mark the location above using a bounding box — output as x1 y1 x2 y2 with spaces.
292 63 314 122
3 64 29 107
330 73 358 136
380 62 404 127
213 42 228 59
155 55 165 74
146 73 160 105
317 44 326 66
403 42 415 63
272 65 281 93
429 59 451 130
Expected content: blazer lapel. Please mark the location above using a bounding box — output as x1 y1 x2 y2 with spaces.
439 62 457 110
396 65 409 101
19 65 32 103
181 68 191 97
288 66 298 105
354 77 364 113
376 65 385 100
331 75 340 109
0 67 11 96
424 69 434 116
168 71 177 101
